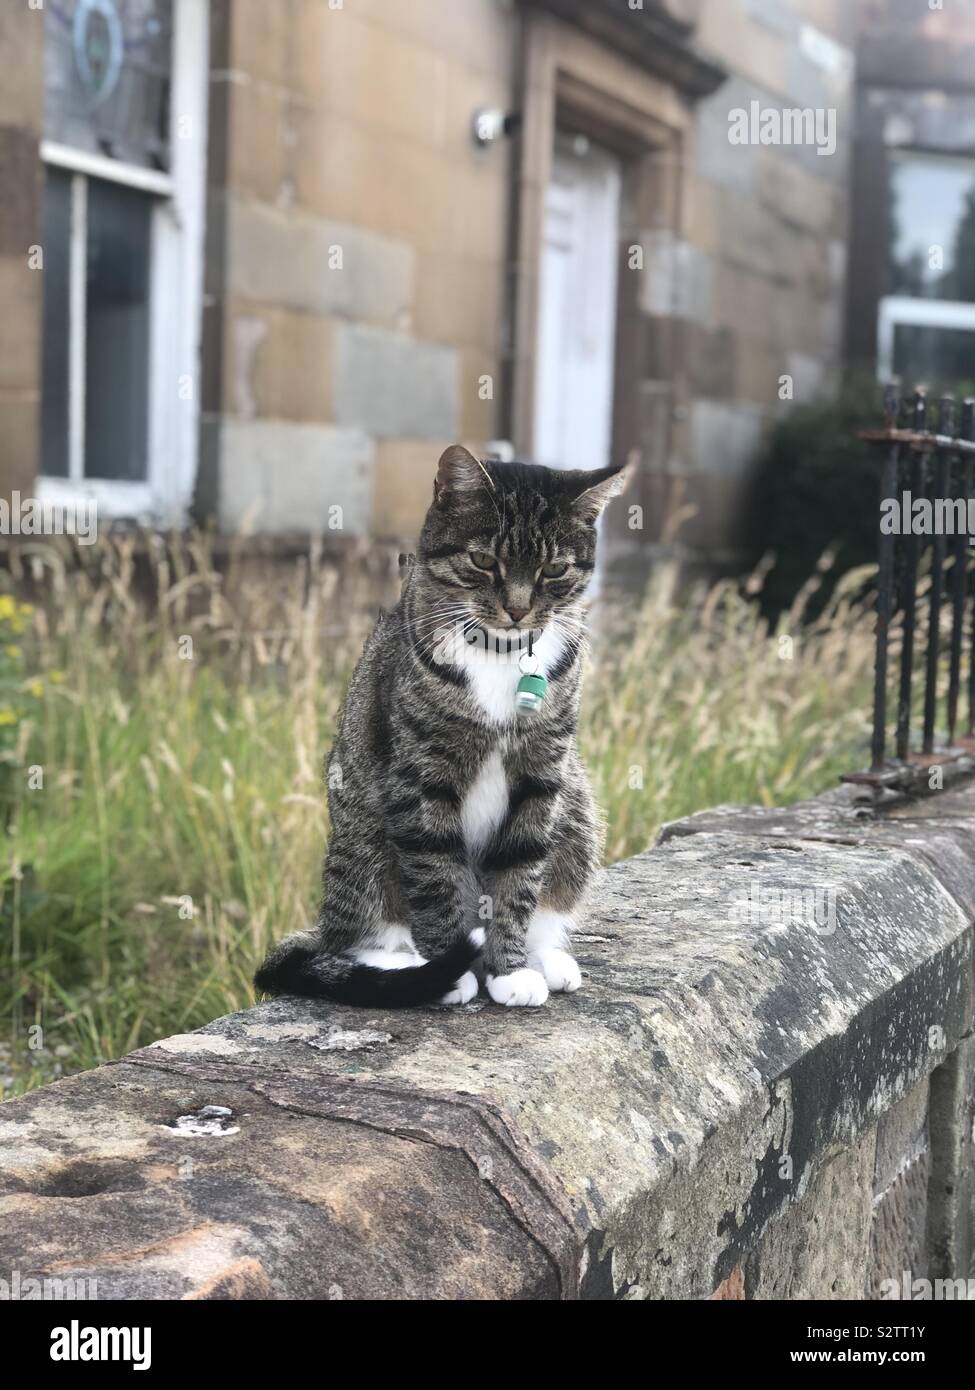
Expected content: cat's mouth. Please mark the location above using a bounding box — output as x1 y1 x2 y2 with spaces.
466 620 544 649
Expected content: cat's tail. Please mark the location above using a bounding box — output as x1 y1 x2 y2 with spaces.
254 931 480 1008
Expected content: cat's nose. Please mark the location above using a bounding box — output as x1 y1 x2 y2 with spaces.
505 606 531 625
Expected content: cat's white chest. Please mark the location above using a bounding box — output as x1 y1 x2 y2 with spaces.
460 748 508 855
456 627 567 725
465 661 522 725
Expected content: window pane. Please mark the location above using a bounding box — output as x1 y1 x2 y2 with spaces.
84 179 151 481
40 169 72 478
893 322 975 385
889 151 975 301
44 0 173 172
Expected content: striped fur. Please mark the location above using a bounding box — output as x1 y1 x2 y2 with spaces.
255 448 630 1007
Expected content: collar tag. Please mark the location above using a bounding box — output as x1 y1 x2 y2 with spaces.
515 647 547 716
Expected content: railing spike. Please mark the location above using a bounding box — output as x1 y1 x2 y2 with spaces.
962 398 975 440
912 387 927 431
941 394 957 438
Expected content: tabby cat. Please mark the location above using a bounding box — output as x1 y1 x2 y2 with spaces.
255 446 630 1008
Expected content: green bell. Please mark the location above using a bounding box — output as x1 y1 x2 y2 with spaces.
515 672 547 716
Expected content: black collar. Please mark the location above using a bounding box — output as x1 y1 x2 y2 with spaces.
464 624 540 654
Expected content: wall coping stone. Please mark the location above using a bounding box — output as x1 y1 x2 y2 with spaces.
1 782 974 1299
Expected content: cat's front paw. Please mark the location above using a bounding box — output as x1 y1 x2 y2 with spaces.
487 968 549 1007
530 947 582 994
441 970 479 1006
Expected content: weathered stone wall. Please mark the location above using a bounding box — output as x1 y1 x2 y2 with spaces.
0 4 45 506
2 779 973 1300
663 0 856 565
199 0 514 541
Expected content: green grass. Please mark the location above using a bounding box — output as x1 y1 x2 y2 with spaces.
0 534 879 1097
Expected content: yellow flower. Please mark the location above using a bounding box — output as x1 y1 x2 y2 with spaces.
0 709 18 726
26 679 43 699
0 597 15 622
48 669 65 684
5 645 21 661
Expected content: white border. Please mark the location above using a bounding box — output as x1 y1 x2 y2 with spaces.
36 474 156 521
67 173 87 483
877 295 975 381
162 0 210 524
40 139 175 198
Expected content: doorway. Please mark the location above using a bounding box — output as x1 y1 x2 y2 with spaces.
532 133 622 474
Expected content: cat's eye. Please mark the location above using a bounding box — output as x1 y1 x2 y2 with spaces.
469 550 496 571
540 561 570 579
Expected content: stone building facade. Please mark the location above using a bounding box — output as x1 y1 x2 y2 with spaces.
1 0 862 573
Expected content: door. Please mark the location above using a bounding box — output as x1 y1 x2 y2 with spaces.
533 135 621 473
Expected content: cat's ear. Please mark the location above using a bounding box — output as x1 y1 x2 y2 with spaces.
565 460 634 522
434 445 494 505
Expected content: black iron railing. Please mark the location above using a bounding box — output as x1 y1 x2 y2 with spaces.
844 386 975 793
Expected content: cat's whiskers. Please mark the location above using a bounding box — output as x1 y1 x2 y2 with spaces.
410 602 473 626
405 603 477 662
548 610 587 657
410 614 470 639
407 597 475 631
408 609 475 650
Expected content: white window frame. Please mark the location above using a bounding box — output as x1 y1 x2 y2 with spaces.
877 295 975 383
38 0 210 525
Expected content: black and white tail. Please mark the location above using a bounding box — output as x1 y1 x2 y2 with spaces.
254 932 479 1008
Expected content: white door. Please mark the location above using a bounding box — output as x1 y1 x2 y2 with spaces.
533 136 621 473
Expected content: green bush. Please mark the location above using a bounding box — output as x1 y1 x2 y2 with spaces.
753 379 975 617
751 387 883 618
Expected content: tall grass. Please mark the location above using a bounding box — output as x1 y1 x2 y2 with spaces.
0 535 878 1096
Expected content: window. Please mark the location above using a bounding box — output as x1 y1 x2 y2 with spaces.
41 169 153 484
44 0 174 172
39 0 209 522
879 149 975 383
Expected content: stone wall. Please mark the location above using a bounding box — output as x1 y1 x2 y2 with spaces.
1 778 973 1300
199 0 515 541
0 4 45 506
662 0 855 565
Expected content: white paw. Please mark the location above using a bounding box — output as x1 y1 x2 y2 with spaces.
529 947 582 993
441 970 479 1005
487 968 549 1008
469 926 486 950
